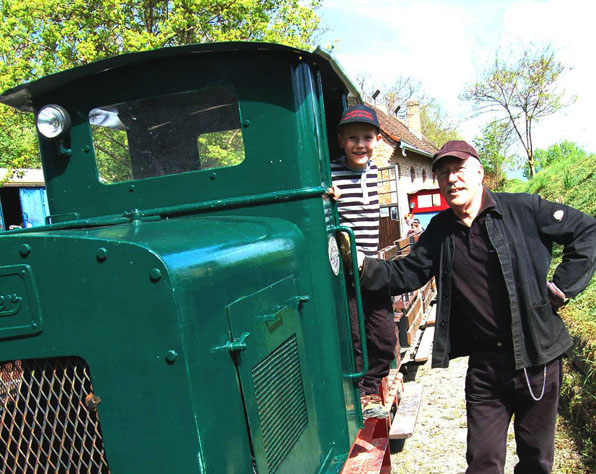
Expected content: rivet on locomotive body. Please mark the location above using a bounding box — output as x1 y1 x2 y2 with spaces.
83 145 90 153
85 393 102 411
19 243 31 257
210 172 217 180
150 268 162 282
129 184 135 192
165 350 178 364
243 119 250 128
96 247 108 262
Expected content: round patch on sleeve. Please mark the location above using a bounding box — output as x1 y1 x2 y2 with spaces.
553 209 565 222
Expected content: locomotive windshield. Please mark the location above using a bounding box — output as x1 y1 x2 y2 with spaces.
89 86 245 184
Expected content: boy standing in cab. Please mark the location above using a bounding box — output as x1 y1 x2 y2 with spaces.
329 104 396 419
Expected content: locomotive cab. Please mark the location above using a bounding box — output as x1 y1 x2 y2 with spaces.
0 43 367 473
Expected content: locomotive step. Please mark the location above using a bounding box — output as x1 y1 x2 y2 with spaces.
341 418 391 474
389 382 424 440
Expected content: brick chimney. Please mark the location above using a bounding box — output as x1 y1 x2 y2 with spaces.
406 100 422 139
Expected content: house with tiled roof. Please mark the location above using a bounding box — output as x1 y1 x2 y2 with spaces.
369 101 444 247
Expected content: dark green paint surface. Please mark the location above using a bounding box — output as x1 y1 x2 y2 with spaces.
0 43 363 473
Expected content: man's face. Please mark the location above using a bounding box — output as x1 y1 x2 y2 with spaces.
435 157 484 212
337 123 380 169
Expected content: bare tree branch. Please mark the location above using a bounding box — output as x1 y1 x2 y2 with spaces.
461 44 573 176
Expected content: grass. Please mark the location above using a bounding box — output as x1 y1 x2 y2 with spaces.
503 151 596 470
553 414 593 473
504 154 596 214
560 357 596 470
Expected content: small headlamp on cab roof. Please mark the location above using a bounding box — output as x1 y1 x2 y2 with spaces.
36 104 71 139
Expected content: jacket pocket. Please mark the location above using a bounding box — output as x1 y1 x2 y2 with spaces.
527 303 565 351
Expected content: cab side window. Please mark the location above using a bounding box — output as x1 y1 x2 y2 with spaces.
89 87 245 184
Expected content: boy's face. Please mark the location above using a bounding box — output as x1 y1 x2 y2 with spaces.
337 123 381 169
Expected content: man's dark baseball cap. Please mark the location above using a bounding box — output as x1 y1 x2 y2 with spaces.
432 140 481 171
338 104 380 130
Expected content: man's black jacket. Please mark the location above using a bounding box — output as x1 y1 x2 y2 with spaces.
360 190 596 369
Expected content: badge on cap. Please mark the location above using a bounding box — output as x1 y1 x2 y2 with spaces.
553 209 564 221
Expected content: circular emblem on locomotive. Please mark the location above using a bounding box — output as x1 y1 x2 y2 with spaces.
328 236 341 276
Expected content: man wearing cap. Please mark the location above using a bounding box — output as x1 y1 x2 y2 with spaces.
356 139 596 473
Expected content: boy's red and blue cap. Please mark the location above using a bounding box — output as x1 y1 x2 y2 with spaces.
338 104 380 129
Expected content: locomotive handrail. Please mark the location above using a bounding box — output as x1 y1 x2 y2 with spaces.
135 186 328 218
334 225 369 379
1 215 132 234
1 186 328 234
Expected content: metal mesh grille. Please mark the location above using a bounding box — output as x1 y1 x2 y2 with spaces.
0 357 110 473
252 335 307 474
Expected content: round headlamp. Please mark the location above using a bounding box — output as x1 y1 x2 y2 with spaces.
36 105 71 139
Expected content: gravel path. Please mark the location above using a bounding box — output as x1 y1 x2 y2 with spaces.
390 353 588 473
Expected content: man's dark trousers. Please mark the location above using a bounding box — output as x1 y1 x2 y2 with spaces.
465 345 562 474
348 288 396 395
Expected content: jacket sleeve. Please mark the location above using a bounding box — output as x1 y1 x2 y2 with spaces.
359 218 437 295
534 195 596 298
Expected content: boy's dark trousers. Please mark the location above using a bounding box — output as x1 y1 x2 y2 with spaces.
465 344 562 474
348 288 396 395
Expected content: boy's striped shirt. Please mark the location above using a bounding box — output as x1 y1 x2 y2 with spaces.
331 157 380 256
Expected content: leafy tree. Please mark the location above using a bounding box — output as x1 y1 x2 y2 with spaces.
0 0 323 170
531 140 587 176
198 129 245 170
93 125 244 184
0 0 322 86
0 108 39 169
461 44 573 178
92 125 133 184
473 120 514 189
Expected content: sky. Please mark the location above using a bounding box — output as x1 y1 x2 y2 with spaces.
317 0 596 157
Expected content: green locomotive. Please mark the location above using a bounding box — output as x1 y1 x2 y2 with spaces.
0 43 379 473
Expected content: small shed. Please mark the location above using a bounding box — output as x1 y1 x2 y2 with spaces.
0 168 48 229
407 188 449 229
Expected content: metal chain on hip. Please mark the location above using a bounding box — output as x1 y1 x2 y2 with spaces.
523 364 547 401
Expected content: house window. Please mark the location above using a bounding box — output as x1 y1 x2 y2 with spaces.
410 167 415 182
377 165 398 205
418 194 433 208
